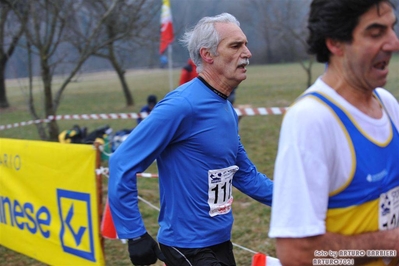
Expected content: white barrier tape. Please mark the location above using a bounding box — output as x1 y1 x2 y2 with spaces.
137 173 159 178
138 196 160 212
0 119 46 130
96 166 110 176
233 243 257 254
0 107 288 131
96 166 158 179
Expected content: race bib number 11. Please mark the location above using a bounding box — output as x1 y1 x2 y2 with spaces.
207 165 239 217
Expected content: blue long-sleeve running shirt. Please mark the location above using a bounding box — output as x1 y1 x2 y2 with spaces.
108 77 273 248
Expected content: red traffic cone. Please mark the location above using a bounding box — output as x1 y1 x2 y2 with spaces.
101 198 117 239
252 252 282 266
252 252 266 266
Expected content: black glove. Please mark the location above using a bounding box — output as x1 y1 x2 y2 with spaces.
128 232 166 265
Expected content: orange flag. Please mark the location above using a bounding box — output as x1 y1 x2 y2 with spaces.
159 0 174 54
101 198 117 239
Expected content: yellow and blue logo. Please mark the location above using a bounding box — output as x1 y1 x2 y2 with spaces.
57 189 95 262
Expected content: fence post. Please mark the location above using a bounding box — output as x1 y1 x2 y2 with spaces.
94 142 105 255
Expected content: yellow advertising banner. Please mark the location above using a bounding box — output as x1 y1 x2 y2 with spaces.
0 138 104 265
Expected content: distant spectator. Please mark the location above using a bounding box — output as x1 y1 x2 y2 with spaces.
228 86 243 123
179 58 197 85
160 55 168 68
227 86 237 105
137 95 157 124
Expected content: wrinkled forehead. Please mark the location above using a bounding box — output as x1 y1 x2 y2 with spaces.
215 22 247 44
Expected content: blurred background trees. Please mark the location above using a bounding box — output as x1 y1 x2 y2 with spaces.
1 0 399 140
2 0 160 140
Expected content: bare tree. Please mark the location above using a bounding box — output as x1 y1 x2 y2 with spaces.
248 0 314 87
87 0 161 106
245 0 276 63
0 0 28 108
273 0 314 87
7 0 135 141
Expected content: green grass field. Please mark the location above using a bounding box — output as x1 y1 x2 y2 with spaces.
0 57 398 265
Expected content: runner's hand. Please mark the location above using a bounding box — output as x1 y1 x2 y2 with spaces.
128 232 166 265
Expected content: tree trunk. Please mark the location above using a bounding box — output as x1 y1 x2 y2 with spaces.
42 59 59 141
108 44 134 106
26 40 47 140
0 57 10 108
115 68 133 106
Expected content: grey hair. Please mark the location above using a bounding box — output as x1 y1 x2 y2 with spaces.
180 13 240 73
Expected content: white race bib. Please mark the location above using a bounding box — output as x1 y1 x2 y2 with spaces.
207 165 239 217
379 186 399 230
379 186 399 265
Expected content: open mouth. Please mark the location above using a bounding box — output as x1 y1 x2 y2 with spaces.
373 60 388 70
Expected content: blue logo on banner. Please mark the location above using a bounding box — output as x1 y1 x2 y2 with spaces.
57 189 95 262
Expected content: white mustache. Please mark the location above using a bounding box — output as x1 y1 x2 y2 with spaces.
238 59 250 66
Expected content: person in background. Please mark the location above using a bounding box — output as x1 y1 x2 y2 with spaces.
137 94 157 125
228 86 243 124
179 58 197 85
160 55 168 68
108 12 273 266
269 0 399 265
227 86 238 105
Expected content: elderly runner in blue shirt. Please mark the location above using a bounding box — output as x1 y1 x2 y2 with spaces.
108 12 273 266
